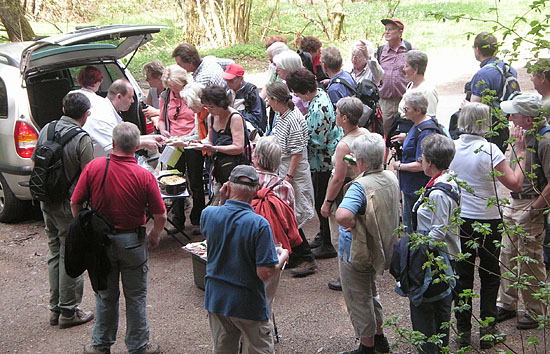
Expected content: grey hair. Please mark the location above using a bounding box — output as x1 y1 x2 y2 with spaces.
229 181 257 194
273 50 303 71
254 136 282 172
336 97 363 126
267 42 289 59
458 102 490 136
405 50 428 76
113 122 140 153
181 82 205 110
162 64 193 88
320 46 343 71
402 90 428 115
350 133 385 170
421 134 456 170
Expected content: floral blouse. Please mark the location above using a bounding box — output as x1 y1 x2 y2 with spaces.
306 89 342 172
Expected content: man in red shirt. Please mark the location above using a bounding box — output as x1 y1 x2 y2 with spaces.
71 122 167 354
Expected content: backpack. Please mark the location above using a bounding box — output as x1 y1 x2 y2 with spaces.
30 121 86 203
327 77 384 136
484 61 520 102
376 40 412 63
531 125 550 190
414 119 450 143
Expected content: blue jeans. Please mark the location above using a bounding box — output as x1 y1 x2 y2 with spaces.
92 232 150 353
409 293 452 354
403 193 418 234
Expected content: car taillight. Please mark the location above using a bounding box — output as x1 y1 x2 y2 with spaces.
14 121 38 158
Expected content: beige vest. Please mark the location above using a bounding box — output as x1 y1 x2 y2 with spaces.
347 169 400 274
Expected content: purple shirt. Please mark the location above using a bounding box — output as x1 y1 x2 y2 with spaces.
378 41 410 99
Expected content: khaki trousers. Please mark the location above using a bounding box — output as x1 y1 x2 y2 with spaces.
497 198 547 317
379 97 401 137
208 312 274 354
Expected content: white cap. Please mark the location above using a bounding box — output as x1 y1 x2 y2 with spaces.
501 93 542 117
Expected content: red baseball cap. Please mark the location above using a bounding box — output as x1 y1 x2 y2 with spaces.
222 63 245 80
381 18 404 30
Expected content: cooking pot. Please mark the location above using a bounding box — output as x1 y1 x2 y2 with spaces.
158 174 187 195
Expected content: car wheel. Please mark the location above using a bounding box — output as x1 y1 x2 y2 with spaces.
0 173 27 223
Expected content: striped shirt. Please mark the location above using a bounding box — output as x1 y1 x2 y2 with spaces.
257 170 295 210
193 56 226 87
271 108 309 158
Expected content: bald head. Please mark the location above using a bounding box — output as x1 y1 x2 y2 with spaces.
108 79 134 112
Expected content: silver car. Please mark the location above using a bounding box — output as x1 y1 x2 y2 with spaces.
0 25 165 222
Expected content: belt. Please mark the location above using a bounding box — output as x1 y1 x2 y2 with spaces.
112 227 140 234
510 192 537 200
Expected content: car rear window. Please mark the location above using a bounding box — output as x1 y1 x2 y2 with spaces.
0 78 7 119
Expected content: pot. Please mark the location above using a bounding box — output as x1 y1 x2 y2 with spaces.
158 174 187 195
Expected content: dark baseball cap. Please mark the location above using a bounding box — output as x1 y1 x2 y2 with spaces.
381 18 404 30
229 165 259 186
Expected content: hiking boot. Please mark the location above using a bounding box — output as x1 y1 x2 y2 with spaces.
341 343 375 354
59 308 94 329
516 313 539 330
135 343 160 354
312 244 337 259
83 344 110 354
455 329 471 348
309 233 322 249
374 334 390 353
496 306 516 323
49 311 60 326
328 278 342 291
480 326 506 349
290 260 318 278
285 254 301 269
191 225 201 235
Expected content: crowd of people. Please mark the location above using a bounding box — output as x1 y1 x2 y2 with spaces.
33 15 550 354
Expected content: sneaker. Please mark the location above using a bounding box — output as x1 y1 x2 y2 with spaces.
83 344 110 354
496 306 516 323
455 329 471 348
135 343 160 354
49 311 60 326
309 233 322 249
516 313 539 330
59 308 94 329
328 278 342 291
480 326 506 349
290 260 318 278
312 244 337 259
341 343 375 354
374 334 390 353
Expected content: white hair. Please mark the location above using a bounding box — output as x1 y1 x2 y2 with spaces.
273 50 303 71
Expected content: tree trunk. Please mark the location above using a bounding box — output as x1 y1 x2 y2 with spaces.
0 0 35 41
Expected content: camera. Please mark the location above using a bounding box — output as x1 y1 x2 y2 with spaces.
391 140 403 161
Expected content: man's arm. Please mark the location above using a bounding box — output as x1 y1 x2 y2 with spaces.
470 95 482 103
336 208 356 229
71 202 84 217
256 248 289 282
148 212 167 248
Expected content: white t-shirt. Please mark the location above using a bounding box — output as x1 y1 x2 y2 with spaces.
449 134 506 219
398 81 439 118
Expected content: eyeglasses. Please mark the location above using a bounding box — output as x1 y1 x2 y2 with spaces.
403 106 410 113
204 104 216 110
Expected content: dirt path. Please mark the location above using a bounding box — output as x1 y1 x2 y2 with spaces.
0 51 546 354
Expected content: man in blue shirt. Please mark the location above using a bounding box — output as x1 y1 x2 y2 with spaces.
201 165 288 353
321 46 356 106
469 32 519 152
223 63 267 134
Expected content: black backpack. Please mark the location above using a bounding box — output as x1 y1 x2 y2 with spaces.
30 121 86 203
327 77 384 136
